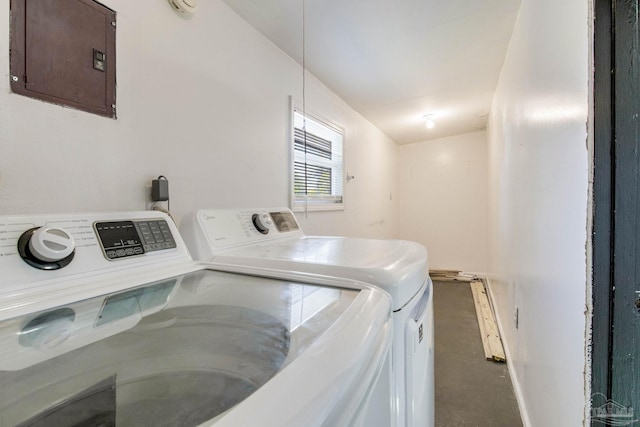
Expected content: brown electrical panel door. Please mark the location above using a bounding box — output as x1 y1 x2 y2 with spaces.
10 0 116 118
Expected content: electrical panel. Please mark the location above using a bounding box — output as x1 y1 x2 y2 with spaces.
10 0 117 118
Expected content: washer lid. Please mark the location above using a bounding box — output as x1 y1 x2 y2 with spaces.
211 236 429 310
0 268 387 427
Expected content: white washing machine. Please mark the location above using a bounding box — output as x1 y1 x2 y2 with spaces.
0 211 392 427
180 208 435 427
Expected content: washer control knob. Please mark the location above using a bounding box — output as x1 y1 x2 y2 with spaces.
29 227 75 262
252 213 273 235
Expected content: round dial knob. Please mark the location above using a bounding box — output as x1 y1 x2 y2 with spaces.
252 213 273 235
28 227 75 262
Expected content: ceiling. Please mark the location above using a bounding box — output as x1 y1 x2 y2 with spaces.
222 0 522 144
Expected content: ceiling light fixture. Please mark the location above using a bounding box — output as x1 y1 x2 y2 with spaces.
423 114 435 129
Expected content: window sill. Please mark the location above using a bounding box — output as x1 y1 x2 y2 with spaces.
291 203 344 213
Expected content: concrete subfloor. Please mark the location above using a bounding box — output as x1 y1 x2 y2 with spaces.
434 280 522 427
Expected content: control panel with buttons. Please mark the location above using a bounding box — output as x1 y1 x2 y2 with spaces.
1 212 190 314
94 220 176 260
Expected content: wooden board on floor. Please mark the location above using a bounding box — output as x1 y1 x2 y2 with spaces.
430 269 461 276
430 270 475 282
470 281 506 363
471 285 493 359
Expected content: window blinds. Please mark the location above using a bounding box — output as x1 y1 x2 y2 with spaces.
293 110 344 209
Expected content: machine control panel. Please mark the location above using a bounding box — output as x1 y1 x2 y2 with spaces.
250 211 299 234
182 208 305 256
94 220 176 260
0 212 190 319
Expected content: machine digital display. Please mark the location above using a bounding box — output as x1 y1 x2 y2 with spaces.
270 212 299 232
94 221 144 260
94 220 176 260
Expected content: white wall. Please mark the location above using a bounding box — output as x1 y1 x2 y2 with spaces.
486 0 590 425
398 131 488 272
0 0 398 239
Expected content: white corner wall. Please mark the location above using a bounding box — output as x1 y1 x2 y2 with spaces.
0 0 398 239
398 131 488 273
486 0 590 425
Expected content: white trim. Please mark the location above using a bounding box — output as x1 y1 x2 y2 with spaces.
290 96 344 135
484 276 532 427
584 1 595 424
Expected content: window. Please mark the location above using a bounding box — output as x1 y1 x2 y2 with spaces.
291 108 344 211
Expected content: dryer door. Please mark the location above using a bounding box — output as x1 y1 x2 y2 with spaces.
404 278 435 427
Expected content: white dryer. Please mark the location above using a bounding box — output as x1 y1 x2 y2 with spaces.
181 208 435 427
0 211 391 427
